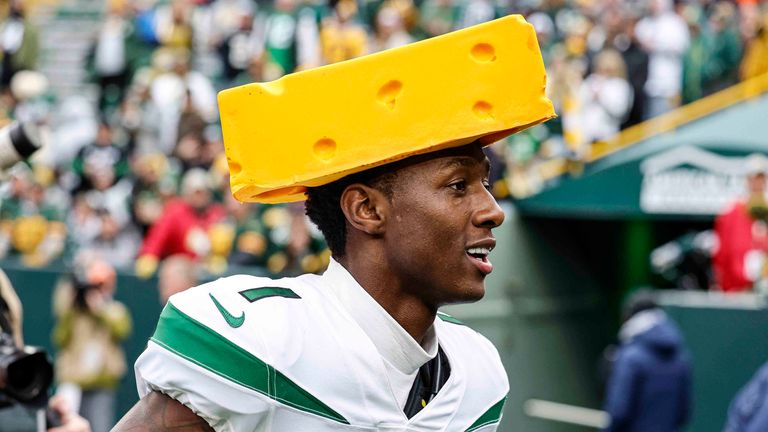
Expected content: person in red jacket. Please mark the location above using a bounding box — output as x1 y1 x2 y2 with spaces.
713 154 768 292
135 168 225 278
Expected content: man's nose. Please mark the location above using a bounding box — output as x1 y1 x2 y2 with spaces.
473 188 505 229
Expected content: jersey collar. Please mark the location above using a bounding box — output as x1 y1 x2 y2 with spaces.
323 258 438 375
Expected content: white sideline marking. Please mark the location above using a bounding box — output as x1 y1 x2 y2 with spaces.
524 399 610 429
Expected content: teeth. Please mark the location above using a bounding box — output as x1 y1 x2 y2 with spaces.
466 247 491 256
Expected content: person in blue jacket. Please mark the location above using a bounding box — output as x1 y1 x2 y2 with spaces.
725 362 768 432
603 292 693 432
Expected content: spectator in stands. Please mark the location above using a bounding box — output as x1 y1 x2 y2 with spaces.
704 2 743 94
157 253 198 304
150 49 218 145
119 71 164 155
261 0 313 79
320 0 368 64
87 1 137 112
419 0 456 38
0 164 67 266
175 90 207 149
279 202 329 276
81 205 142 269
218 5 262 84
173 132 208 172
636 0 690 118
603 291 692 432
128 152 176 235
526 12 555 63
736 0 761 42
155 0 194 51
372 2 414 52
71 121 129 195
740 14 768 81
222 191 269 268
226 200 328 276
10 68 52 124
53 257 131 432
713 154 768 292
0 0 38 89
455 0 498 30
682 7 709 104
0 162 31 222
66 192 100 250
574 48 632 150
724 361 768 432
135 168 225 278
616 16 649 129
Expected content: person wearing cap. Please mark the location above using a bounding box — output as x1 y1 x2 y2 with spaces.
116 16 555 431
713 153 768 292
134 168 226 278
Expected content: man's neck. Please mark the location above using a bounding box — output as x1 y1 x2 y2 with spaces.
337 254 436 343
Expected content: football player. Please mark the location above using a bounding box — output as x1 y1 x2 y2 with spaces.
115 15 554 432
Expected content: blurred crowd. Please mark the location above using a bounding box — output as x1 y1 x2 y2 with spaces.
0 0 767 280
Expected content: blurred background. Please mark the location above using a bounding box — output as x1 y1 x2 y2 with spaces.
0 0 767 430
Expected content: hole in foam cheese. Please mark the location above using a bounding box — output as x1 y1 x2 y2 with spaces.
313 138 337 162
377 80 404 110
228 159 242 175
470 43 496 63
219 15 556 204
472 101 494 121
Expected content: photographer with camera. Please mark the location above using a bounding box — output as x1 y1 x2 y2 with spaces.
1 268 91 432
52 257 131 432
0 121 91 431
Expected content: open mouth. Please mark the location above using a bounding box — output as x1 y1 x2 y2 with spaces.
466 247 491 262
466 246 494 275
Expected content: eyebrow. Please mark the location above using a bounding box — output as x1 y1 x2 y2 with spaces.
440 156 491 175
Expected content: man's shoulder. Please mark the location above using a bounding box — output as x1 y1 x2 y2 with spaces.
435 311 494 349
167 272 326 330
137 272 378 428
435 312 508 388
434 311 509 426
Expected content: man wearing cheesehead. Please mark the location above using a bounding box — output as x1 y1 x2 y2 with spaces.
115 15 554 432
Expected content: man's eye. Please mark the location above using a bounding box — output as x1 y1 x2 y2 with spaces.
449 180 467 192
483 180 492 191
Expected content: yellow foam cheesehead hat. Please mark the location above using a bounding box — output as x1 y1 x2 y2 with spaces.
219 15 556 204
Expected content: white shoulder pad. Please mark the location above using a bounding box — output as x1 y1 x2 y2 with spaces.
135 341 273 431
136 273 353 429
435 313 509 431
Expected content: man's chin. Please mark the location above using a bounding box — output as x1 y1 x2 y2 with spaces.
449 284 486 305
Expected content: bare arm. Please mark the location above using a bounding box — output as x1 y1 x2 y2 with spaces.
112 391 214 432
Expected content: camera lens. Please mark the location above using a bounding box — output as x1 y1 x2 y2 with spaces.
3 350 53 402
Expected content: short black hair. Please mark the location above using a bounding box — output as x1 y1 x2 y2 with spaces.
305 166 398 258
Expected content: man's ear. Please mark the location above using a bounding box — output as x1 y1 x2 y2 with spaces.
340 184 388 236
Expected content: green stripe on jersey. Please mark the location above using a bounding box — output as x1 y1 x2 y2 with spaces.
465 397 506 431
437 312 465 325
151 303 349 424
239 287 301 302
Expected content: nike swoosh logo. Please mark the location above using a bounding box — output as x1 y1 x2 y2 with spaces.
209 293 245 328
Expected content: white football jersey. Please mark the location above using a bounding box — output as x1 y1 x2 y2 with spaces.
135 261 509 431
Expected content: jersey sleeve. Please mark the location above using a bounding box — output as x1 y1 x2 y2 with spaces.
136 341 274 431
134 279 281 432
